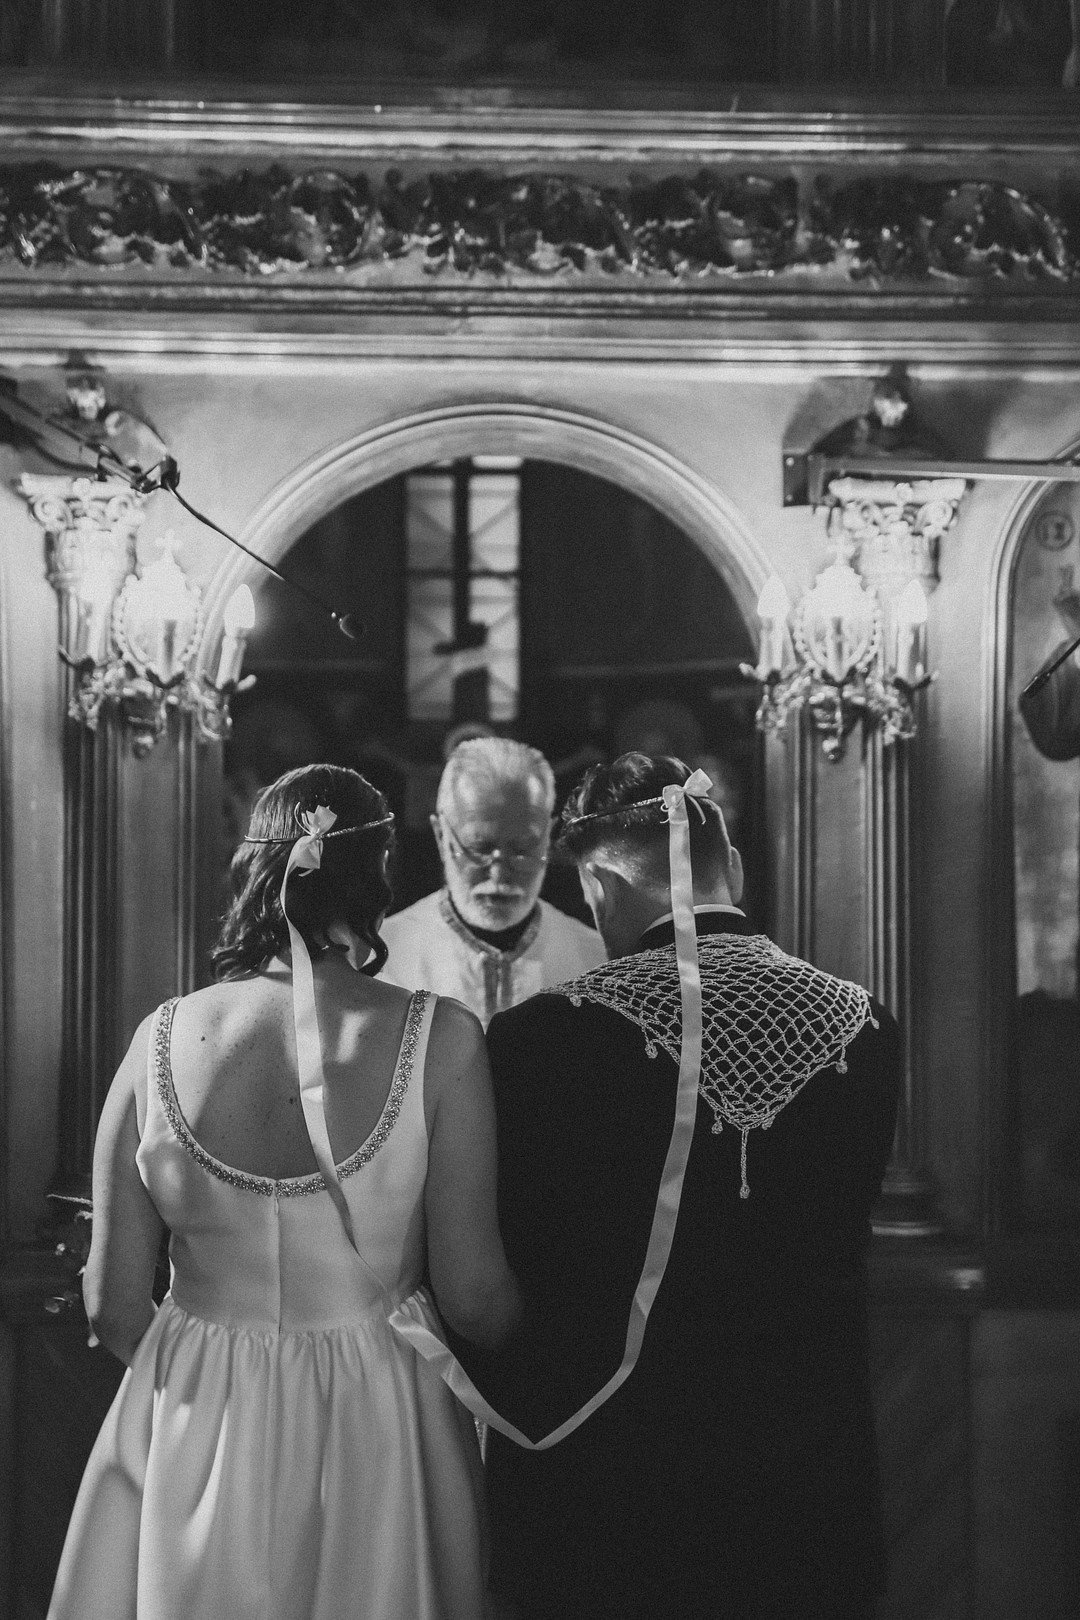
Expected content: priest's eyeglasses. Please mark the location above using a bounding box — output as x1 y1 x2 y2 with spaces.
438 817 549 877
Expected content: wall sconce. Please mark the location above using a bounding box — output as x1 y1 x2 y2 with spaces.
65 530 255 757
742 528 933 761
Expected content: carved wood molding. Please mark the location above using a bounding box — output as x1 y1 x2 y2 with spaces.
2 85 1080 160
0 162 1077 290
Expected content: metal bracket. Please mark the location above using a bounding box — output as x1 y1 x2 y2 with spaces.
783 451 1080 508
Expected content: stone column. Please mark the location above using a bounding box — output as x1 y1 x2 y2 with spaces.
18 475 148 1197
829 476 965 1236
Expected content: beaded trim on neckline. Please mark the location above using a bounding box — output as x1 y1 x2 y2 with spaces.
152 991 424 1197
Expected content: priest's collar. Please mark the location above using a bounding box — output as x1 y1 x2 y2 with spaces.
438 890 542 961
635 904 750 954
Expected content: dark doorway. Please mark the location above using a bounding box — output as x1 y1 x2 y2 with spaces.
223 458 762 927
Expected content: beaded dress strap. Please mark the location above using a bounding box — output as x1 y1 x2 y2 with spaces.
149 994 423 1199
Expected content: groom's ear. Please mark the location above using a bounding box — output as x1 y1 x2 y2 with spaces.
583 858 631 912
579 860 605 913
727 845 745 906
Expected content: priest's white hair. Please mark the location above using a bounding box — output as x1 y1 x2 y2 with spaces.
437 736 556 815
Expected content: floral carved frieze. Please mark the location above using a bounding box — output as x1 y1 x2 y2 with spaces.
0 163 1076 284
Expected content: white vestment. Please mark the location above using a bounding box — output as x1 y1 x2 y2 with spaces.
379 889 606 1027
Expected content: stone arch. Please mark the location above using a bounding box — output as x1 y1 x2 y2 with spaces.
986 434 1080 888
988 440 1080 750
196 403 768 660
982 437 1080 1228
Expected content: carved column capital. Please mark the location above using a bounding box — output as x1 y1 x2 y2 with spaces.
828 475 967 597
17 473 146 597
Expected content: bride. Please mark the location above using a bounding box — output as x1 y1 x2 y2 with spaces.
49 762 521 1620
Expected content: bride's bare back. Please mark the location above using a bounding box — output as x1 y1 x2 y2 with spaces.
167 957 416 1182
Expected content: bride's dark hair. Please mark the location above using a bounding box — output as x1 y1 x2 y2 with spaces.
212 764 394 981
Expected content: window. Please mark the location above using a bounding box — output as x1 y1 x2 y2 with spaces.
404 458 521 723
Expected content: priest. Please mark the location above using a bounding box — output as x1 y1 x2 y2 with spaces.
379 735 604 1025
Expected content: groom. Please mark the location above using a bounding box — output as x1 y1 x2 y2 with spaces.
455 753 901 1619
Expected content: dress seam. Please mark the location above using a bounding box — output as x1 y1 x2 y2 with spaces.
163 1295 395 1340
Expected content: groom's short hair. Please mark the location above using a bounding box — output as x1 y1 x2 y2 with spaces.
556 752 733 885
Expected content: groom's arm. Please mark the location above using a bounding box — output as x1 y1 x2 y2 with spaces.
447 991 673 1441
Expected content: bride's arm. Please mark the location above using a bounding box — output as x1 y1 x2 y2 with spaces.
83 1015 166 1366
424 999 522 1351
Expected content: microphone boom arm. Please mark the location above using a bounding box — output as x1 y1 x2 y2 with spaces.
0 382 361 641
1020 633 1080 702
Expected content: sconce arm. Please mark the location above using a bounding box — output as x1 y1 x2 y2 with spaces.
211 671 257 698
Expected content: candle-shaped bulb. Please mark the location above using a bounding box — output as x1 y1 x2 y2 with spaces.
895 578 928 684
756 575 790 674
804 557 874 682
216 584 256 688
77 559 117 664
223 584 255 638
135 531 195 682
897 578 928 628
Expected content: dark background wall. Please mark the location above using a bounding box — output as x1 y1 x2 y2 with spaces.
1 0 1076 89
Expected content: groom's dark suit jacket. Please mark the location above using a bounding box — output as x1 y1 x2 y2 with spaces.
452 911 901 1620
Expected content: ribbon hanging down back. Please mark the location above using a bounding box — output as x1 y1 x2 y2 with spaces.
389 769 714 1450
270 803 431 1309
277 807 370 1259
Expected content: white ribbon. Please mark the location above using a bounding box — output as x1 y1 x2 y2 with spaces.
660 768 711 1139
280 806 367 1258
389 770 713 1449
278 806 425 1307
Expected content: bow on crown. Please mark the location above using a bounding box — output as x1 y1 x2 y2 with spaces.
660 767 713 825
289 805 338 876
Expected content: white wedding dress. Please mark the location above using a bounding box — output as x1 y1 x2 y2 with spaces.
48 990 487 1620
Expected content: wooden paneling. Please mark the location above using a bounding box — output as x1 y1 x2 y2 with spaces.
0 470 65 1242
812 730 870 989
2 0 952 85
768 0 947 86
972 1310 1080 1619
872 1312 973 1618
12 1312 122 1620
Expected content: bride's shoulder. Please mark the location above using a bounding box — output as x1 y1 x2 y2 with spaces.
173 976 267 1016
168 974 287 1044
427 994 485 1062
422 998 488 1132
333 959 413 1018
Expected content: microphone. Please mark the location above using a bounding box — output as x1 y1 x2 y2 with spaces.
1020 633 1080 702
153 462 365 644
0 382 363 644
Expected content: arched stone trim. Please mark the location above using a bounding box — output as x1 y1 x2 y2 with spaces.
195 404 768 662
981 440 1080 1232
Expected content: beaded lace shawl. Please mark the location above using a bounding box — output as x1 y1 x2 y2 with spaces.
560 931 877 1197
